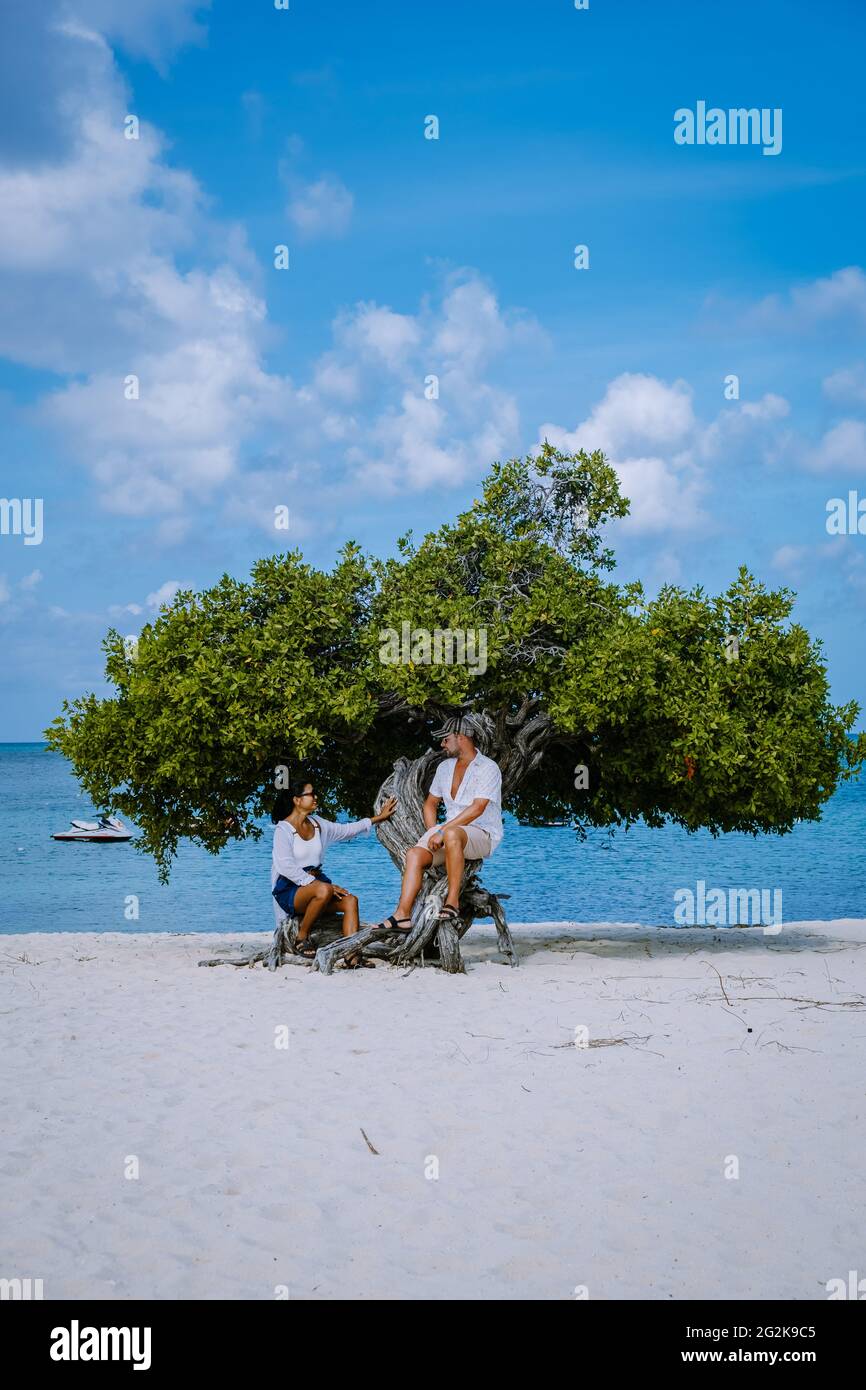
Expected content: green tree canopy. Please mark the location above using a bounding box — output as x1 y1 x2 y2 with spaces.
47 445 865 880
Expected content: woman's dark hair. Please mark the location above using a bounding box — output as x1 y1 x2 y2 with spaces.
271 776 316 824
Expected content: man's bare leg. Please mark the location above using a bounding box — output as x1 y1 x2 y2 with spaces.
393 845 434 921
442 826 467 911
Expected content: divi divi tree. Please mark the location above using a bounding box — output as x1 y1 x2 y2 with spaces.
48 445 865 966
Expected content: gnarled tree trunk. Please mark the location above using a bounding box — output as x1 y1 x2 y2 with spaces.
256 702 553 975
369 748 516 973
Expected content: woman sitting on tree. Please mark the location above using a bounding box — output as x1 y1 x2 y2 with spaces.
271 775 397 965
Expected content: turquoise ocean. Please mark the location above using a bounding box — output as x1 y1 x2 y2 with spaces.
1 743 863 933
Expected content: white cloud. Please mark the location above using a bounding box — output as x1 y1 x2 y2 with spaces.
330 272 530 492
771 544 814 578
739 393 790 421
772 538 866 596
431 277 511 372
335 303 421 371
108 582 188 619
0 1 209 174
645 547 683 588
612 454 705 533
0 12 540 524
287 174 354 239
788 267 866 323
697 392 793 468
154 516 192 547
823 363 866 405
0 568 44 622
60 0 212 68
313 357 361 401
146 580 186 611
807 419 866 473
43 328 288 515
540 373 695 459
358 387 519 493
0 104 203 292
221 464 321 540
538 374 705 534
745 267 866 333
0 12 298 522
537 379 800 535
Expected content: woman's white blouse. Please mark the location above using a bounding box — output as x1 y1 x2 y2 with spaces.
271 816 373 890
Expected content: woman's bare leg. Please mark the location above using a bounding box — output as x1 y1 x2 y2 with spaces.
333 893 359 937
331 894 370 967
294 880 335 941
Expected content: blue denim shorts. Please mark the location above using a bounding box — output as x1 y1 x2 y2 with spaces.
272 866 332 917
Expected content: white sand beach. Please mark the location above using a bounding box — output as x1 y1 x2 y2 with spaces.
2 921 865 1302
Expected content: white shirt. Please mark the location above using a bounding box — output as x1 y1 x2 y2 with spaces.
271 815 372 890
287 822 322 870
429 751 504 850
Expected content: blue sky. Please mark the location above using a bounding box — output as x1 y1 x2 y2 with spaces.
2 0 866 738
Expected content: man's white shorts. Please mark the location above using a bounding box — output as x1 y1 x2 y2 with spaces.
413 824 493 866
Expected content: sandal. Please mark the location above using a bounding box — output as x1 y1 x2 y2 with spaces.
374 915 412 933
343 954 376 969
292 937 317 958
437 905 460 924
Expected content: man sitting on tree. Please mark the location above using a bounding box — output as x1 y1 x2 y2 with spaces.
376 713 504 933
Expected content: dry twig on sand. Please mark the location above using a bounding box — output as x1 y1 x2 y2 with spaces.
360 1128 379 1155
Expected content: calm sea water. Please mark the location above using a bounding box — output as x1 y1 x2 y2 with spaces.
1 743 864 933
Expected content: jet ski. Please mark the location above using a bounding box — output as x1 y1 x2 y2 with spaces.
52 815 133 842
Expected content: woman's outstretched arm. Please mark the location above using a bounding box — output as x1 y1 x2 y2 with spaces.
317 796 397 848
